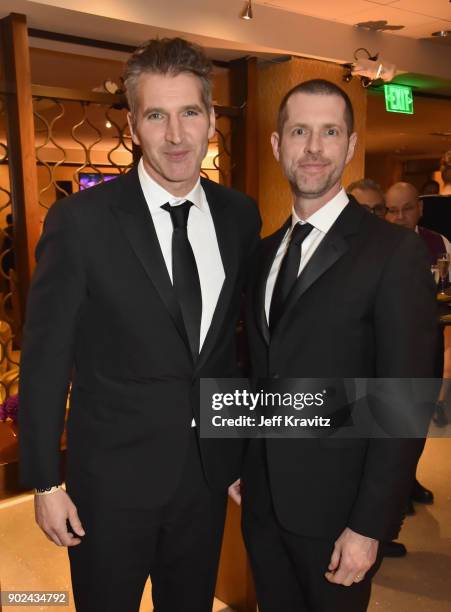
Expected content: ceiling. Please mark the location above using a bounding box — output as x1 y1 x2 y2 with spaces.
1 0 450 80
256 0 451 40
0 2 450 161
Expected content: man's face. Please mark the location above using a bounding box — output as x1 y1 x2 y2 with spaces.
385 189 422 230
271 92 357 201
351 187 386 219
128 72 215 196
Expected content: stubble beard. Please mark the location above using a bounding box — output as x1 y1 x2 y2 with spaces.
287 164 341 200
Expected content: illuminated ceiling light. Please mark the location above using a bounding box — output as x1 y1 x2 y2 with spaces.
240 0 253 20
105 120 112 128
431 30 450 37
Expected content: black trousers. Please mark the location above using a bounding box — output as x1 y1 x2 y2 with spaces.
241 441 383 612
68 431 227 612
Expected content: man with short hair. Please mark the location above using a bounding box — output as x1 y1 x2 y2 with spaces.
347 178 386 219
19 37 260 612
239 79 436 611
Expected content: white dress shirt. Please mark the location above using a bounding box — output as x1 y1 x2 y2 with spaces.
138 158 225 349
265 188 349 322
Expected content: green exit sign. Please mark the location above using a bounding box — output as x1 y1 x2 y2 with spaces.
384 84 414 114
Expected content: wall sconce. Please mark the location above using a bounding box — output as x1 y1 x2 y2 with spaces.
240 0 253 20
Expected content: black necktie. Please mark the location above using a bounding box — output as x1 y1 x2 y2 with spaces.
162 201 202 359
269 222 313 332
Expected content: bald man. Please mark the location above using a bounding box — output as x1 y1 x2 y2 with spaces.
385 182 451 265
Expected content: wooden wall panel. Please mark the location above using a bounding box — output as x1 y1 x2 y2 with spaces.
258 57 367 236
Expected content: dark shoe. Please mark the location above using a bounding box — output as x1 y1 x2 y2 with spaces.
382 541 407 558
412 479 434 504
432 401 449 428
405 498 415 515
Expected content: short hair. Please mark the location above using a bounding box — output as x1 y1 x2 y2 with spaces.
277 79 354 136
124 38 213 118
347 178 384 201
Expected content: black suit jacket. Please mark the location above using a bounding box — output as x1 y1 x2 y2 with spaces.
420 194 451 242
19 167 261 507
244 197 437 541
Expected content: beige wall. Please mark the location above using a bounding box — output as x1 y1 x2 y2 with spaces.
365 153 404 192
257 57 367 237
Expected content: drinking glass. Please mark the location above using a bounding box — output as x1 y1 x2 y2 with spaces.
437 253 450 295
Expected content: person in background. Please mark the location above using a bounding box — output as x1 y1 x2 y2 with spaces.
421 179 440 196
386 181 449 484
385 181 451 267
347 179 386 219
386 175 451 430
420 154 451 241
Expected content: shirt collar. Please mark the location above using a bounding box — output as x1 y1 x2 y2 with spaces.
138 157 204 213
291 188 349 233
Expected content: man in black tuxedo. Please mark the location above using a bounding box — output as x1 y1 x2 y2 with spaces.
19 38 260 612
238 80 436 611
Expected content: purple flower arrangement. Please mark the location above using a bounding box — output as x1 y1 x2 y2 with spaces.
0 394 18 424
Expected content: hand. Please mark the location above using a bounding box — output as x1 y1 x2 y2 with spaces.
34 488 85 547
228 478 242 505
324 527 378 586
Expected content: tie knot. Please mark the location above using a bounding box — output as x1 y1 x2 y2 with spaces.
161 200 194 230
290 222 313 247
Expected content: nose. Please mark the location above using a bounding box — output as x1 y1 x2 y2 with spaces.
166 115 182 144
305 130 322 155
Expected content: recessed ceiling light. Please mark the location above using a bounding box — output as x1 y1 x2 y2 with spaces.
431 30 450 37
240 0 253 20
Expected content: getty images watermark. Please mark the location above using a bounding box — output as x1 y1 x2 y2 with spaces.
199 378 449 439
211 388 330 429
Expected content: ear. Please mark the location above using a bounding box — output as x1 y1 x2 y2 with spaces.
127 111 140 146
208 107 216 140
271 131 281 162
345 132 358 164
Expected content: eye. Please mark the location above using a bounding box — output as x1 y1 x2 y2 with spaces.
184 109 200 117
326 128 338 136
293 127 306 136
146 112 163 120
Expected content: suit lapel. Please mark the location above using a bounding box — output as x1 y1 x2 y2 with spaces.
195 179 239 371
254 220 291 345
110 168 192 357
272 198 366 335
